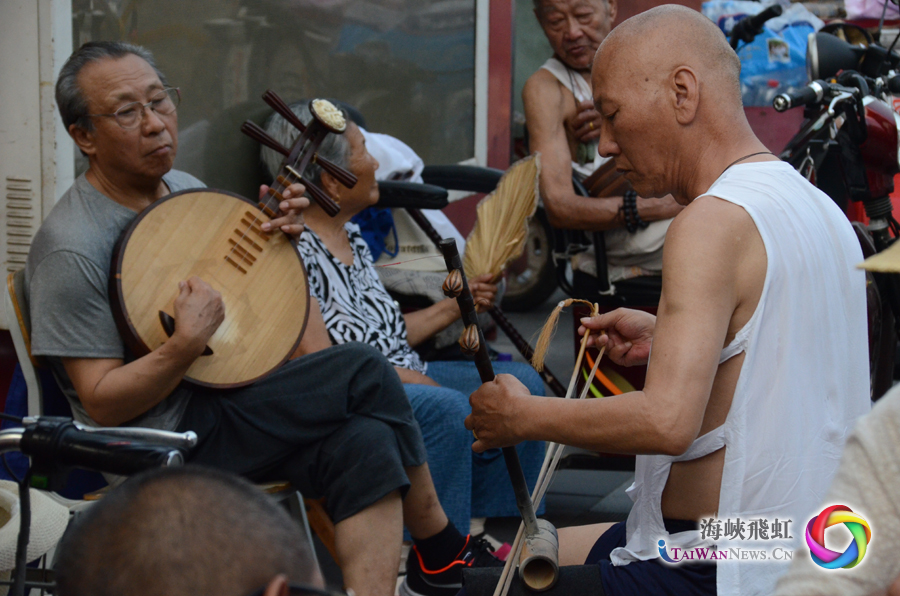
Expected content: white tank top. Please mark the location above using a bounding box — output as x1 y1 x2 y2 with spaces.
539 57 606 178
610 161 871 596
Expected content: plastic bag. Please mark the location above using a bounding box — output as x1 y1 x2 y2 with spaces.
845 0 900 20
703 1 824 106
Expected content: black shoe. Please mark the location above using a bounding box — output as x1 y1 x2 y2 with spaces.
399 535 504 596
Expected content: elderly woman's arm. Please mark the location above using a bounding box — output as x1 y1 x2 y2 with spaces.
402 274 498 347
292 299 334 357
403 298 461 347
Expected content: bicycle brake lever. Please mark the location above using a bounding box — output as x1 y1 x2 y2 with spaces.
22 418 199 451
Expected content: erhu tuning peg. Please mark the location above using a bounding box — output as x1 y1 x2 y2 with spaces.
263 90 308 133
442 269 463 298
241 121 289 157
459 324 480 355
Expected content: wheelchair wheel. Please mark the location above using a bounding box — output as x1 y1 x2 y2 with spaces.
501 208 558 312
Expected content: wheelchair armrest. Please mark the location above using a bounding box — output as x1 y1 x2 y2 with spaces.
421 165 504 194
376 180 449 210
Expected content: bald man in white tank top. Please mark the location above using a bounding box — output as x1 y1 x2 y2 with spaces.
469 6 870 596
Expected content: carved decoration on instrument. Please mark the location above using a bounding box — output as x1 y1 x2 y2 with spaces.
442 269 463 298
459 324 480 355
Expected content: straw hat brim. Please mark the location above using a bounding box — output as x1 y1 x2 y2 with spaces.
0 480 70 571
858 240 900 272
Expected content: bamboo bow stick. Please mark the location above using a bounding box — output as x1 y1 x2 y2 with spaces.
493 301 606 596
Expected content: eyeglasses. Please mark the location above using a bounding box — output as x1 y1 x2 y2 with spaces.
88 87 180 130
245 583 351 596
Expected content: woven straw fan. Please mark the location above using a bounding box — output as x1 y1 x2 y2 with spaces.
463 154 541 281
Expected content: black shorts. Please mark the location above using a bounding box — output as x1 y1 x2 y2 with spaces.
586 519 717 596
176 342 427 523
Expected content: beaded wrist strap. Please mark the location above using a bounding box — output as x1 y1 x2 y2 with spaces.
620 190 649 234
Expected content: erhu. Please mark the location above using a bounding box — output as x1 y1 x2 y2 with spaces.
440 238 608 595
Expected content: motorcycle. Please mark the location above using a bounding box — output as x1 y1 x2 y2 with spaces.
773 26 900 399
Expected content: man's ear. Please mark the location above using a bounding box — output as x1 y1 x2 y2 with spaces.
671 66 700 125
68 124 97 157
606 0 618 25
263 575 290 596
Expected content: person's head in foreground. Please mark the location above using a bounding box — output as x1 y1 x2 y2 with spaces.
534 0 618 71
592 4 749 203
54 465 324 596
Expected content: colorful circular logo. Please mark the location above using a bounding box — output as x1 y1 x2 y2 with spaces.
805 505 871 569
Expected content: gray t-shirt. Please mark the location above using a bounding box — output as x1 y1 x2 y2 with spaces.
25 170 204 429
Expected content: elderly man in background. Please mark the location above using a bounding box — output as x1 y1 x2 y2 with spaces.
468 6 870 595
523 0 681 283
54 466 324 596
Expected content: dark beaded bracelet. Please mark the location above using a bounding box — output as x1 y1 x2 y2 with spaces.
620 190 649 234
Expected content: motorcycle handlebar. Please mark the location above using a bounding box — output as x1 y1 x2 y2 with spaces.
773 81 827 112
730 4 784 48
28 428 183 475
887 75 900 95
70 421 197 451
0 419 187 477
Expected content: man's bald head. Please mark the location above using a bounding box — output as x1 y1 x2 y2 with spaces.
595 5 741 109
54 466 320 596
590 5 747 200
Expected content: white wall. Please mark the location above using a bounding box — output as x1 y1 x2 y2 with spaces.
0 0 73 329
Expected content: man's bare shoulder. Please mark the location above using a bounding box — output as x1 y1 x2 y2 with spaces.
670 195 755 239
523 68 568 116
664 196 759 272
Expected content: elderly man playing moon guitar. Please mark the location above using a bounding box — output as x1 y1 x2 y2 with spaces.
26 41 498 596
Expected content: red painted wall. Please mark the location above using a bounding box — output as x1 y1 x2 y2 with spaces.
614 0 703 24
488 0 515 170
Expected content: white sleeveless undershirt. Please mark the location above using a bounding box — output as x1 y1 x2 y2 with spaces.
609 161 871 596
539 57 607 178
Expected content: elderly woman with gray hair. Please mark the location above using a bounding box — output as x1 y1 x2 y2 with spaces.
263 103 545 580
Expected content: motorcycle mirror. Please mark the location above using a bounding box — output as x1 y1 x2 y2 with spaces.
807 31 867 80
